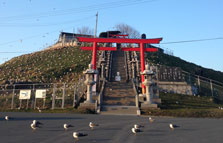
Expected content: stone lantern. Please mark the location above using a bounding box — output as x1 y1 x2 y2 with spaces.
141 64 157 108
83 64 97 103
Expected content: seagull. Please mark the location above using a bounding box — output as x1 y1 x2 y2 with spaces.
149 117 155 123
131 127 141 135
36 107 42 113
33 120 43 126
31 121 42 130
73 132 87 140
89 122 99 130
169 123 180 130
64 124 73 130
134 124 144 130
5 116 9 121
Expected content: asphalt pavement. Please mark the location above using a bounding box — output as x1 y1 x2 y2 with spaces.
0 112 223 143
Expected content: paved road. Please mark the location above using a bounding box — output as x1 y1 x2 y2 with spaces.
0 112 223 143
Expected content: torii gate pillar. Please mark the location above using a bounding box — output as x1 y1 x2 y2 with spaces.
92 42 97 70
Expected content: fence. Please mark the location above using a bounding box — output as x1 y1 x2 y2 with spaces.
182 71 223 98
0 76 86 110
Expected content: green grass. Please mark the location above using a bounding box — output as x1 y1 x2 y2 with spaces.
142 92 223 118
0 108 95 114
0 46 92 84
159 92 219 109
146 52 223 83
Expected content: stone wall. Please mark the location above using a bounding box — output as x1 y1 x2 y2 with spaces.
158 81 197 95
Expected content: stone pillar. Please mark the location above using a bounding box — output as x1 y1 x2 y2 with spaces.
79 64 98 111
100 58 106 81
130 59 136 79
141 64 158 108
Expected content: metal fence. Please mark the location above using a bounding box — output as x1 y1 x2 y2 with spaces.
0 76 86 110
182 71 223 98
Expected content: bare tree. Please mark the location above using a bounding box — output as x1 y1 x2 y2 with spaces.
114 23 140 38
77 26 94 35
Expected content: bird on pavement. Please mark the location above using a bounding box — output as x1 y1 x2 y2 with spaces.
33 120 43 126
30 122 41 130
64 124 73 130
89 122 99 130
169 123 180 130
134 124 144 130
73 132 88 140
131 127 141 135
5 116 9 121
149 117 155 123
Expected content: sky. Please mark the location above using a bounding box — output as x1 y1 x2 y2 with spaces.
0 0 222 72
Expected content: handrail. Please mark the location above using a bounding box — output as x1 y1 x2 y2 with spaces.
131 79 139 108
108 52 113 81
124 52 129 82
182 70 223 86
97 79 106 112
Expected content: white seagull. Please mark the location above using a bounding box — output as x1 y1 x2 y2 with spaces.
149 117 155 123
30 122 41 130
131 127 141 135
89 122 99 130
169 123 180 130
33 120 43 126
73 132 87 140
64 124 73 130
5 116 9 121
134 124 144 130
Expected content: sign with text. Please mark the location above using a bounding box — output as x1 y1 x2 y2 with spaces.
35 89 46 99
19 90 31 100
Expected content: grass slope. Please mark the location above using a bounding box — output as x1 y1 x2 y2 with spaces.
0 46 92 84
146 52 223 83
142 92 223 118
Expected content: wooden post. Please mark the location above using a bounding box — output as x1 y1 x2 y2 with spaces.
43 98 46 109
197 76 201 92
52 84 56 109
156 66 160 97
19 100 22 109
73 84 77 107
210 80 214 96
11 84 15 109
33 84 37 110
26 99 29 109
61 83 65 109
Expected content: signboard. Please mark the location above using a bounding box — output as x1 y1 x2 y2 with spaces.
19 90 31 100
35 89 46 99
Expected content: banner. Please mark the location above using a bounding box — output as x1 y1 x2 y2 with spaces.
19 90 31 100
35 89 46 99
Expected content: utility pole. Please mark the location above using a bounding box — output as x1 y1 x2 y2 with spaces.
94 12 98 38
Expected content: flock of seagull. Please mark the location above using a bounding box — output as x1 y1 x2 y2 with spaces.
2 115 180 141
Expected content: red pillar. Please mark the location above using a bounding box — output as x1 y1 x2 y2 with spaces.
140 42 145 93
92 42 97 70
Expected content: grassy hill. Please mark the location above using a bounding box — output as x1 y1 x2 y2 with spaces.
146 52 223 83
0 46 92 84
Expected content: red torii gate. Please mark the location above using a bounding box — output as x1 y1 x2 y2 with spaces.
77 36 162 93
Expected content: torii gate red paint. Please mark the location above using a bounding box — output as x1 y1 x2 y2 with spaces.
77 36 162 93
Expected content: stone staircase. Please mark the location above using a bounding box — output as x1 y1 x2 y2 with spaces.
101 51 137 115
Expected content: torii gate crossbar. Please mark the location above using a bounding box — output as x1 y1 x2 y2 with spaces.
77 37 162 93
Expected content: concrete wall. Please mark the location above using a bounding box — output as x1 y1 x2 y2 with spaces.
158 81 197 95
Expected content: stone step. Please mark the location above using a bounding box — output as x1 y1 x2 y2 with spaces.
100 105 138 115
